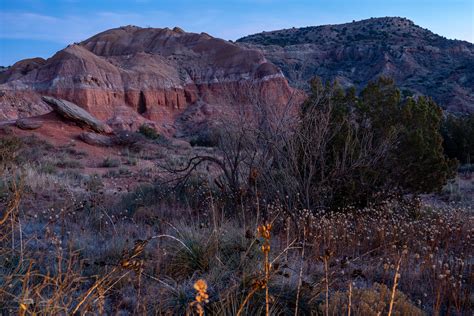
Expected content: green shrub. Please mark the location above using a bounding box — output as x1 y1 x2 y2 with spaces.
99 157 120 168
138 124 160 140
189 130 220 147
441 113 474 164
114 131 145 153
56 159 83 169
64 147 87 159
284 77 456 210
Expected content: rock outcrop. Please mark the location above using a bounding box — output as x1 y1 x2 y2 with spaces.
2 17 471 138
15 118 43 130
79 132 114 146
42 96 112 133
238 17 474 113
0 26 292 133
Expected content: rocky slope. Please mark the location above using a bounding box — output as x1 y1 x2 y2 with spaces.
0 26 292 132
238 17 474 113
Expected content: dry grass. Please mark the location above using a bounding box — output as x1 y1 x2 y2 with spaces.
0 136 472 315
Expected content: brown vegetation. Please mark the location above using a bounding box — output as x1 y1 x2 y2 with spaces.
0 132 472 315
0 79 472 315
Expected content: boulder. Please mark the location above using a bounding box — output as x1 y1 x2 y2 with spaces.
79 132 114 146
42 96 112 133
15 118 43 130
170 138 191 150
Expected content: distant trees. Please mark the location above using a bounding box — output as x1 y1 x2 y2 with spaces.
293 78 398 208
395 96 457 193
164 77 457 212
270 77 456 210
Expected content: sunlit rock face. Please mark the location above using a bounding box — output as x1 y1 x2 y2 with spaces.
0 25 293 133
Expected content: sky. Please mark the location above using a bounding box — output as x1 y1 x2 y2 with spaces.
0 0 473 65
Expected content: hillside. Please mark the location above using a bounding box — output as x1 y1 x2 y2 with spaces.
1 17 473 316
0 26 292 133
238 17 474 113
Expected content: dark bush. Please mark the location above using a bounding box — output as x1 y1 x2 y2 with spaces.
113 131 145 153
189 130 220 147
441 113 474 165
56 159 83 169
282 77 456 209
99 157 120 168
138 124 160 140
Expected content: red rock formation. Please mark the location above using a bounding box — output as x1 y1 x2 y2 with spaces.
0 26 294 133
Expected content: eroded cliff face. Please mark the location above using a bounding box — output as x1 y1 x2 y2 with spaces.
0 26 293 132
238 17 474 113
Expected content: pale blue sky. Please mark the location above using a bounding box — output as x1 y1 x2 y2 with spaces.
0 0 473 65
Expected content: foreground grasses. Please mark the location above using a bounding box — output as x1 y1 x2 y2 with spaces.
1 172 472 315
0 135 472 315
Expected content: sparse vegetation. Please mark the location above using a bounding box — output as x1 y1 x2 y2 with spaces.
56 158 83 169
1 170 471 314
0 79 472 315
138 124 160 140
100 157 121 168
189 130 220 147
